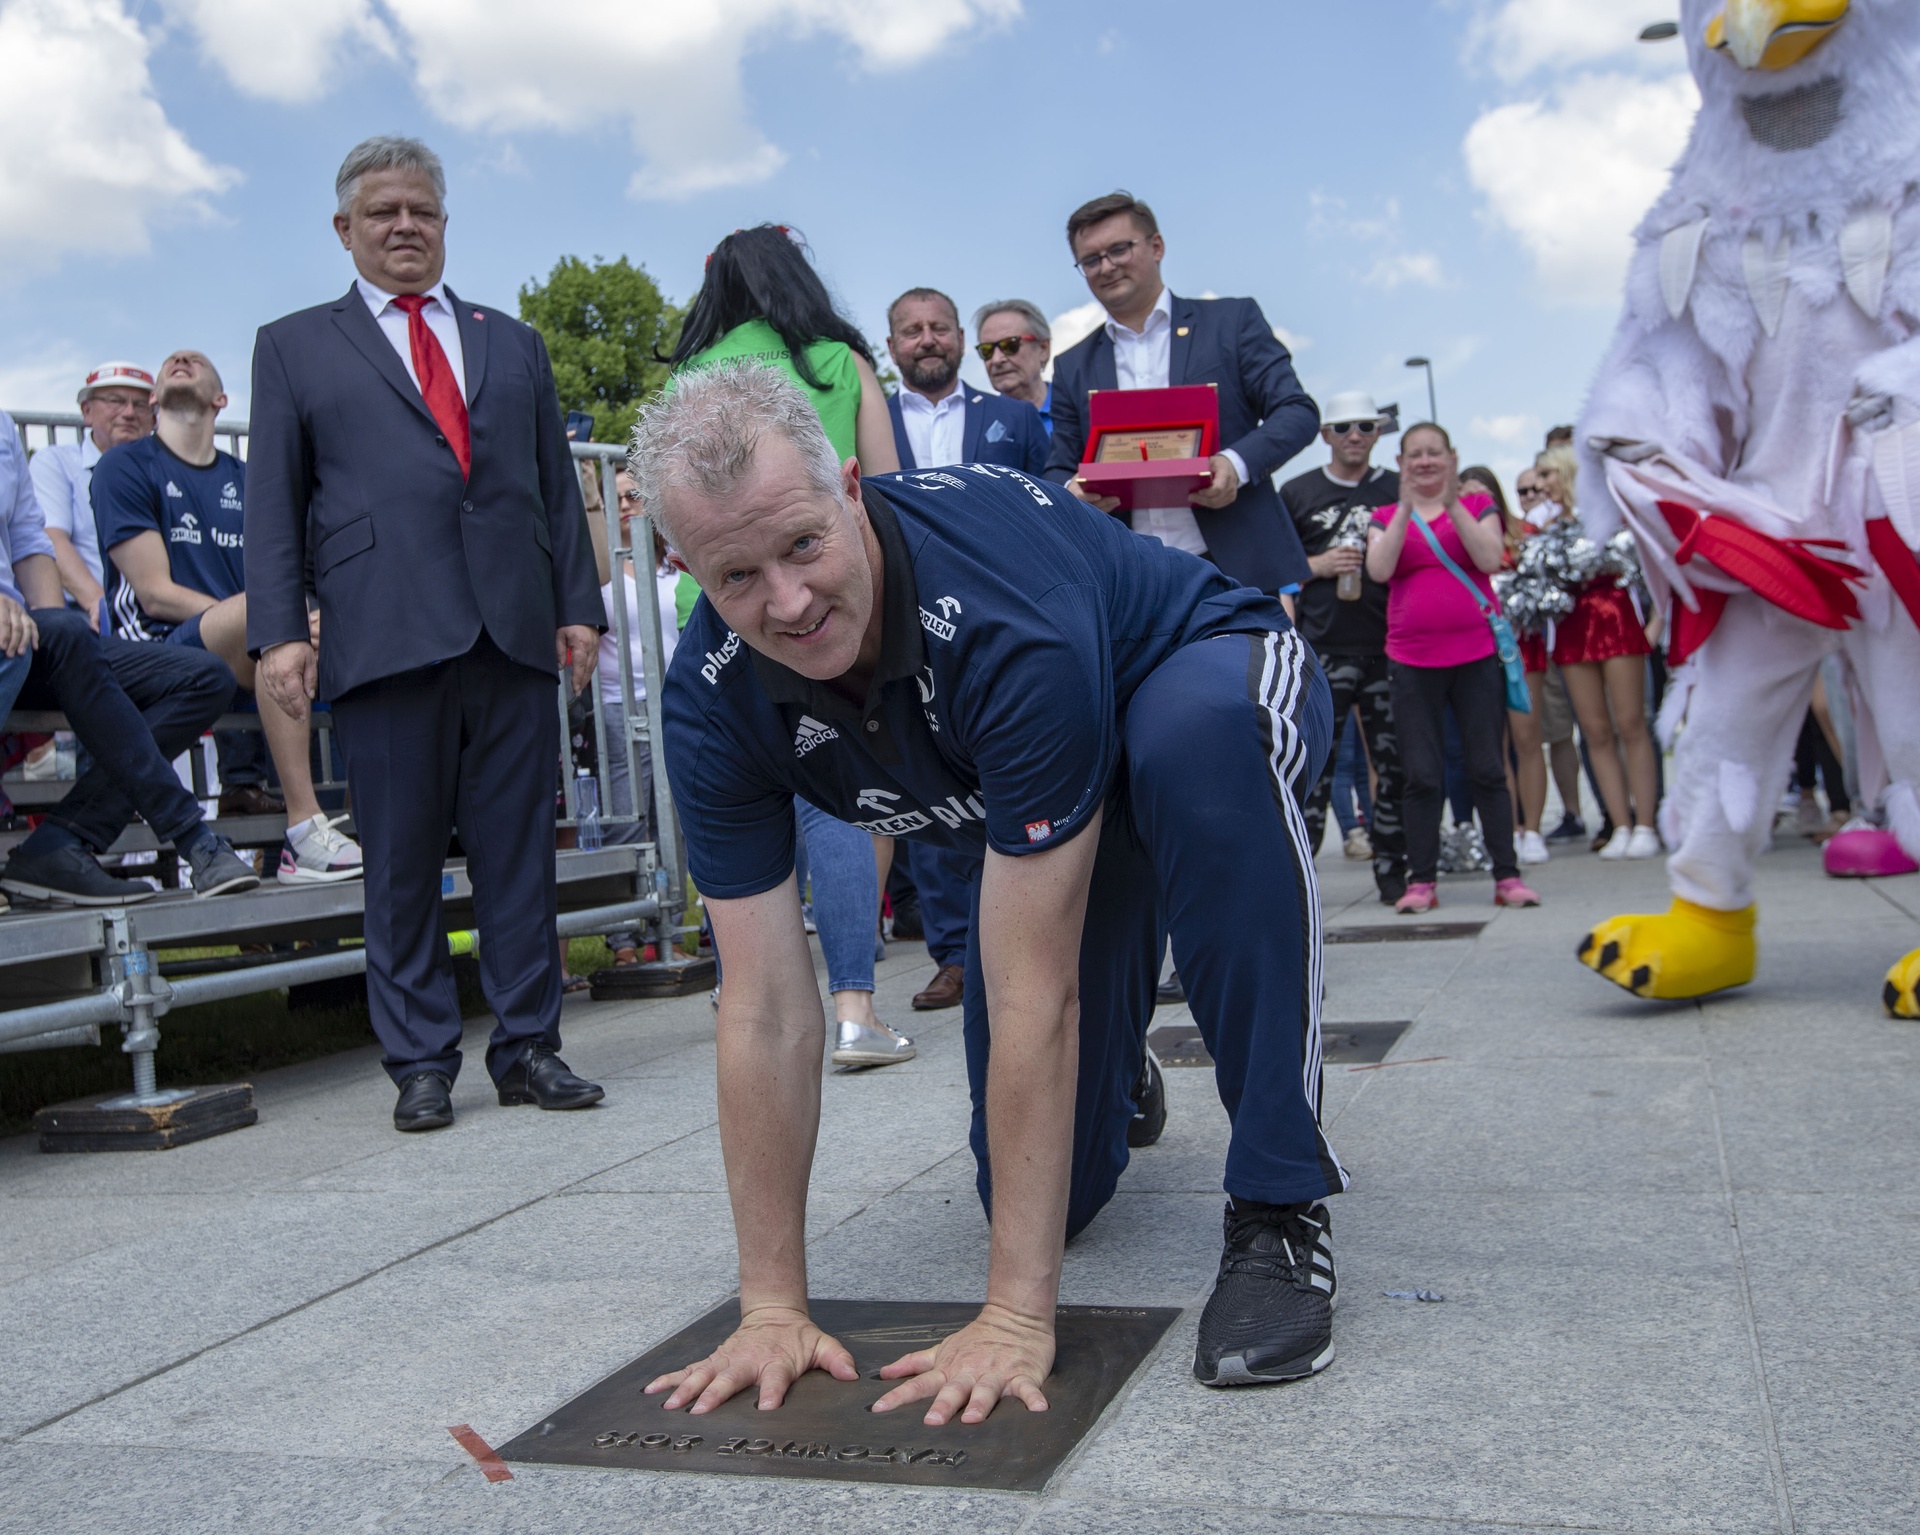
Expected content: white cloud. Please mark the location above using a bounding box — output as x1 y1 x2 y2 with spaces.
0 343 90 415
1470 412 1539 445
163 0 393 102
1048 300 1104 354
1365 253 1444 291
1272 325 1312 354
1466 0 1681 80
173 0 1021 201
1464 70 1697 304
0 0 235 270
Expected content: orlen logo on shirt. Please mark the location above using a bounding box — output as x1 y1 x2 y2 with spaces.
170 512 201 545
700 631 742 685
851 787 930 837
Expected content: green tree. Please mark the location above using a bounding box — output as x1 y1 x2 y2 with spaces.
518 255 683 446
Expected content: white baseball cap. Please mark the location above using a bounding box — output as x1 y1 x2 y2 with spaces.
78 362 155 404
1321 391 1387 427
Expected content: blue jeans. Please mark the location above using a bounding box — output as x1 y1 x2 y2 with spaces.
794 798 879 995
1329 712 1372 837
14 610 231 853
599 698 653 953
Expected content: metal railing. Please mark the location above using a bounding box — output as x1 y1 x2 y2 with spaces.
9 410 250 461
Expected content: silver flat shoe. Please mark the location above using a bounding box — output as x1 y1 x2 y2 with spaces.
832 1017 916 1068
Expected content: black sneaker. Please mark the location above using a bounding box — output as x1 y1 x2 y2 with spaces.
1127 1047 1166 1148
1 840 156 906
186 833 261 897
1544 812 1587 844
1193 1199 1336 1386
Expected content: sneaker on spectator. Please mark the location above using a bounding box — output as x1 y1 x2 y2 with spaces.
277 813 364 884
1494 876 1541 907
1 837 156 907
1625 826 1662 859
1436 826 1462 874
1516 829 1551 865
1458 824 1491 871
1597 826 1633 860
1545 812 1586 844
186 833 261 896
1342 826 1372 861
1394 881 1438 915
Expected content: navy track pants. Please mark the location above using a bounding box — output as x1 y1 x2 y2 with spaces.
960 630 1347 1238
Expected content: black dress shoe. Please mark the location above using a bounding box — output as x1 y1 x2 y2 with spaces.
1155 972 1185 1005
1128 1048 1167 1148
496 1044 605 1109
394 1070 454 1132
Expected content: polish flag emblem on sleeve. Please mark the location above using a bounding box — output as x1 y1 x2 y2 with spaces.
1025 820 1052 843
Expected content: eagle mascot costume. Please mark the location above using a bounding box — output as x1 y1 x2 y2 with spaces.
1575 0 1920 1013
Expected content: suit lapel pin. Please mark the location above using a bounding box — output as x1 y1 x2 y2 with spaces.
1176 326 1190 337
473 311 484 320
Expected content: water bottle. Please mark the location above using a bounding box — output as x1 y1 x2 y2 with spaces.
574 772 602 851
1336 567 1363 602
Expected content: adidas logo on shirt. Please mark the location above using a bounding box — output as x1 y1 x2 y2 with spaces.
164 481 184 498
793 715 840 757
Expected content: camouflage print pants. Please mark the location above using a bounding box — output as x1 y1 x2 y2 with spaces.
1302 651 1405 897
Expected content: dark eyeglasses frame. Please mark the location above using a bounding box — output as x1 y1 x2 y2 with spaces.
1074 239 1139 275
1327 421 1380 437
975 335 1038 361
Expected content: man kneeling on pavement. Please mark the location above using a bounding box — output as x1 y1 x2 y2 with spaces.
638 362 1345 1422
0 411 258 906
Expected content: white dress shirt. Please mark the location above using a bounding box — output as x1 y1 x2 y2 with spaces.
598 566 681 706
1105 287 1248 557
27 434 104 585
357 277 468 403
896 379 968 469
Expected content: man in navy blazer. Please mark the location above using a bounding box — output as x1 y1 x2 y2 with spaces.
885 288 1049 476
1044 192 1319 598
247 137 607 1134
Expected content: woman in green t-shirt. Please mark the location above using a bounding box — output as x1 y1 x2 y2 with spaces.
665 224 898 474
662 224 911 1068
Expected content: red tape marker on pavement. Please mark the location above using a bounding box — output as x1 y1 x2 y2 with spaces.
448 1424 514 1482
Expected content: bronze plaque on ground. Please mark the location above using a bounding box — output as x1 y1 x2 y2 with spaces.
499 1298 1179 1492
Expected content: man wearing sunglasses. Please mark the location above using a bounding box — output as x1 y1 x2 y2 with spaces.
971 300 1053 436
1044 190 1319 604
1281 392 1408 905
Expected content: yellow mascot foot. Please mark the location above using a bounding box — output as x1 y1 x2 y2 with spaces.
1576 898 1757 999
1883 949 1920 1018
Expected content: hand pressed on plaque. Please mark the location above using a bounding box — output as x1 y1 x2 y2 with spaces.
1187 454 1242 510
644 1304 859 1414
871 1303 1054 1426
1067 477 1122 515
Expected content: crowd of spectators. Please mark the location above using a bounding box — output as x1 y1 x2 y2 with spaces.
2 180 1857 1002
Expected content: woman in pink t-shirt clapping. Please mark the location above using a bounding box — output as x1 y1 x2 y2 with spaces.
1367 423 1540 913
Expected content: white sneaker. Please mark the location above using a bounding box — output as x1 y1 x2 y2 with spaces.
832 1018 916 1068
1516 829 1551 865
276 813 365 884
1626 825 1662 858
1597 826 1633 860
1342 826 1372 861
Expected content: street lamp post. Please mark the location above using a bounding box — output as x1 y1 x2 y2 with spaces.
1405 357 1437 423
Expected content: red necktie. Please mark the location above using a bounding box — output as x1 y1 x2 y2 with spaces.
392 293 471 479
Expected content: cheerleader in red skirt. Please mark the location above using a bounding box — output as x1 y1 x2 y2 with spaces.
1536 446 1661 859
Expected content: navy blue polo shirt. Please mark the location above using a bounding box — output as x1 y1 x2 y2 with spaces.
92 436 247 641
663 466 1287 901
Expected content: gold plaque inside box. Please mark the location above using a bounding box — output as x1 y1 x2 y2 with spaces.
1094 428 1205 464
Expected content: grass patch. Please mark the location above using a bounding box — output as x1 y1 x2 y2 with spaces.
0 936 621 1139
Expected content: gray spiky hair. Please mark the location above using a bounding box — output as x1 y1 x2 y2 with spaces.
628 361 845 548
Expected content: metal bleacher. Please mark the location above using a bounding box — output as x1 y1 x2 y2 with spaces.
0 425 685 1101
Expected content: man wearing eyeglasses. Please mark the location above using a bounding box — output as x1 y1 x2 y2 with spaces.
1281 392 1407 905
972 300 1053 436
1044 190 1319 603
28 363 155 629
885 288 1049 479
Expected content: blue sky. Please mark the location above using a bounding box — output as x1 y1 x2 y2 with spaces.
0 0 1699 490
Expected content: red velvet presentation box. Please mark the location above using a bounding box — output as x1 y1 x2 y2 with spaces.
1075 384 1220 511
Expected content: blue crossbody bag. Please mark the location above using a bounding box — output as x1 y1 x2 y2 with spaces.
1409 510 1531 714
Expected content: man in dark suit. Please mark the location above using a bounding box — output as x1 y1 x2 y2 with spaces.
882 287 1048 1015
1044 191 1320 602
247 136 607 1133
885 289 1049 477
